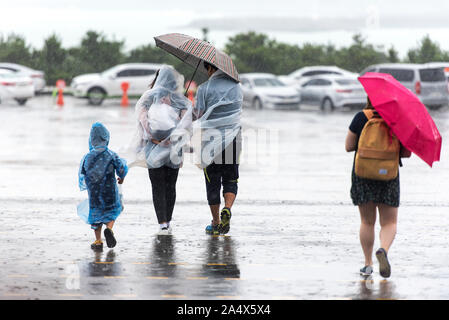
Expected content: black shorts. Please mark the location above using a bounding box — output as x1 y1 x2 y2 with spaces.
204 163 239 205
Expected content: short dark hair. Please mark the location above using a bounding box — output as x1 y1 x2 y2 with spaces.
203 61 217 72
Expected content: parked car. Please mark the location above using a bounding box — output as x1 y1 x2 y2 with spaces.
278 66 357 88
425 62 449 78
0 69 34 105
299 75 367 111
360 63 448 109
0 62 45 93
71 63 164 105
240 73 301 109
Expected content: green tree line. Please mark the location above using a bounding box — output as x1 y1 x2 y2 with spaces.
0 30 448 86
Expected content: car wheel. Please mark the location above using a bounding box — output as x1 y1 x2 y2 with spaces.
321 98 334 112
87 87 106 106
15 98 27 106
252 97 263 110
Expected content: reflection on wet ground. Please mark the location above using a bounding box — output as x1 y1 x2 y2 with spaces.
202 236 240 279
1 97 449 299
355 277 396 300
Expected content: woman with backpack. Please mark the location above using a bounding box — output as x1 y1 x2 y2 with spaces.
345 98 411 278
132 65 192 235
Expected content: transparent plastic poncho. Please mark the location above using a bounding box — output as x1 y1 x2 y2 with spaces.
78 122 128 226
192 70 243 168
125 65 193 169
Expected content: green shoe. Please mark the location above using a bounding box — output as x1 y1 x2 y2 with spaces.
218 208 232 234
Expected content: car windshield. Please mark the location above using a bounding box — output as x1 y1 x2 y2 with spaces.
378 68 414 82
419 68 446 82
335 79 359 86
253 78 285 87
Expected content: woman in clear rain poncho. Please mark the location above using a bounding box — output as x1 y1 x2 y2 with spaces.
78 122 128 250
130 65 192 234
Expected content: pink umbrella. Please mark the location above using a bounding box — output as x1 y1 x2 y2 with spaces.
358 72 442 167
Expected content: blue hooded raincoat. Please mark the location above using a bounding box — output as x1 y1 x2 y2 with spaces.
78 122 128 228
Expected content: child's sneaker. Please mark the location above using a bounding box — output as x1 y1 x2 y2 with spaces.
157 227 170 236
360 265 373 276
91 240 103 250
205 222 220 235
218 208 232 234
104 228 117 248
376 248 391 278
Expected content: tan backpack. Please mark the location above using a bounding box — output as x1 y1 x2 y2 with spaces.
355 109 400 181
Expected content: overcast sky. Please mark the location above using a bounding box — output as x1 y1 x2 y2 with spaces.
1 0 449 58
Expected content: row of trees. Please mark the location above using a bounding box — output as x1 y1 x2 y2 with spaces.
1 30 448 85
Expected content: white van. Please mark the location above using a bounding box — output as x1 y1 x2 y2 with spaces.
360 63 448 109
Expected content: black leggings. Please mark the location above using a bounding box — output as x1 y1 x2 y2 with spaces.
148 166 179 224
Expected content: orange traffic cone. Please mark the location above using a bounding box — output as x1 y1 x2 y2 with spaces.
187 90 195 104
121 82 129 107
57 88 64 107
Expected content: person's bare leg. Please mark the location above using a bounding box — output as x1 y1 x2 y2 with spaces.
378 204 398 253
210 204 220 225
94 226 102 242
224 192 236 209
105 220 115 230
359 201 377 266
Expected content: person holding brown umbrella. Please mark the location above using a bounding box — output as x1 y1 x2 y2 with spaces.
153 33 243 235
195 60 243 235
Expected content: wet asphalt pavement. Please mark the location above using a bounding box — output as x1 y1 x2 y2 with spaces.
1 95 449 300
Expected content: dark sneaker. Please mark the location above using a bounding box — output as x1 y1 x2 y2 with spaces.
205 222 220 235
376 248 391 278
104 228 117 248
360 265 373 276
218 208 232 234
91 240 103 250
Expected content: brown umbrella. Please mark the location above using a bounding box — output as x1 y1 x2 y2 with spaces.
154 33 240 84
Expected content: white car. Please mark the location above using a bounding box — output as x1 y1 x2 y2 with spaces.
0 62 46 93
240 73 301 109
279 66 357 88
71 63 165 105
0 69 34 105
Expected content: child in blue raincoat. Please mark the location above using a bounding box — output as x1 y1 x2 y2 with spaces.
78 122 128 250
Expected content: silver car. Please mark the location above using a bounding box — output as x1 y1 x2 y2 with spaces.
240 73 301 109
299 75 367 111
278 65 357 88
361 63 448 109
